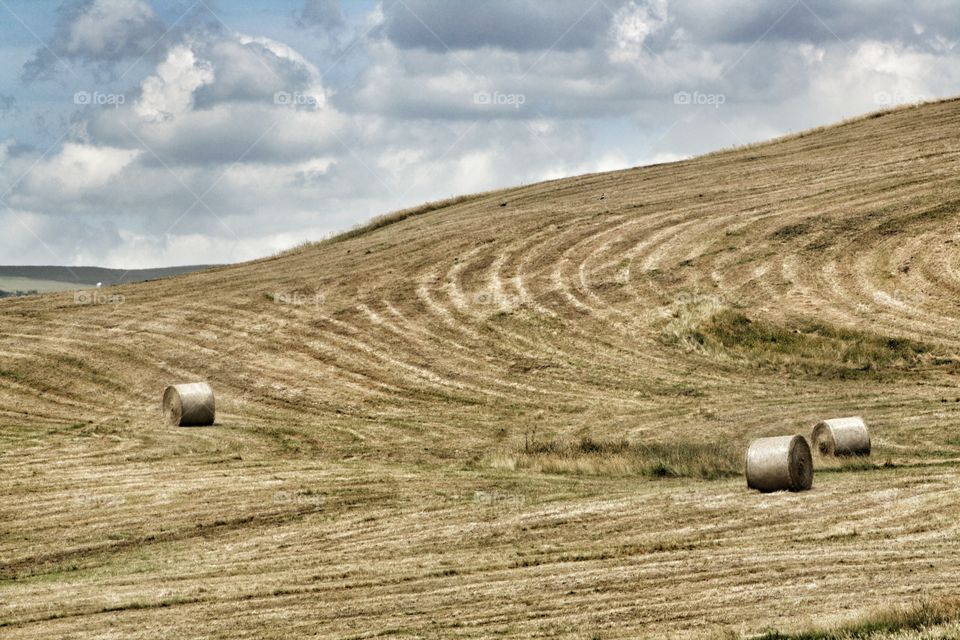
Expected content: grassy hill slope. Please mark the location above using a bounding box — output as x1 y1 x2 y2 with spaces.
3 99 960 638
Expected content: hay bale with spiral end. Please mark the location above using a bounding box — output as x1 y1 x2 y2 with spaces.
812 416 870 456
745 435 813 492
162 382 215 426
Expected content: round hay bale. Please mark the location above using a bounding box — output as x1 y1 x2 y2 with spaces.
162 382 215 426
745 435 813 493
812 416 870 456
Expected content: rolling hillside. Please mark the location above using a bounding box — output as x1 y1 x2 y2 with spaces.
3 99 960 638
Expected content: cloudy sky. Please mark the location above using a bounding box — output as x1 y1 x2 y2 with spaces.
1 0 959 267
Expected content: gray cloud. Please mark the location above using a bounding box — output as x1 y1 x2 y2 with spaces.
381 0 620 52
21 0 168 82
295 0 345 30
670 1 960 48
0 95 16 117
380 0 960 56
72 32 343 167
191 38 314 107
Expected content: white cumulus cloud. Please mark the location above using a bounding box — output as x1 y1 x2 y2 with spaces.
137 45 215 122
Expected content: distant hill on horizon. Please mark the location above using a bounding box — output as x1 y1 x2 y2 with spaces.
0 264 220 296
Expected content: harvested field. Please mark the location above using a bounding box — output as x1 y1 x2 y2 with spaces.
4 99 960 638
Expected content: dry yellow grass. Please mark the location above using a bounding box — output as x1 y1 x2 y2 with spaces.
4 98 960 638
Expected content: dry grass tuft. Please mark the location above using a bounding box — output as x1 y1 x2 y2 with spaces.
754 598 960 639
507 433 742 479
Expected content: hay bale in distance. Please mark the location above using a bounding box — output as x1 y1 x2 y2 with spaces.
745 435 813 493
162 382 215 426
812 416 870 456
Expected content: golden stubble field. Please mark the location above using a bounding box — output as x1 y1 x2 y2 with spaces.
3 99 960 638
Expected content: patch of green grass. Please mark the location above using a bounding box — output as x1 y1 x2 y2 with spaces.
771 222 811 240
755 599 960 639
0 369 22 381
689 310 938 379
874 198 960 237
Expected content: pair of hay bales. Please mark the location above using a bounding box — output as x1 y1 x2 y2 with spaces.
162 382 215 426
746 416 870 493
